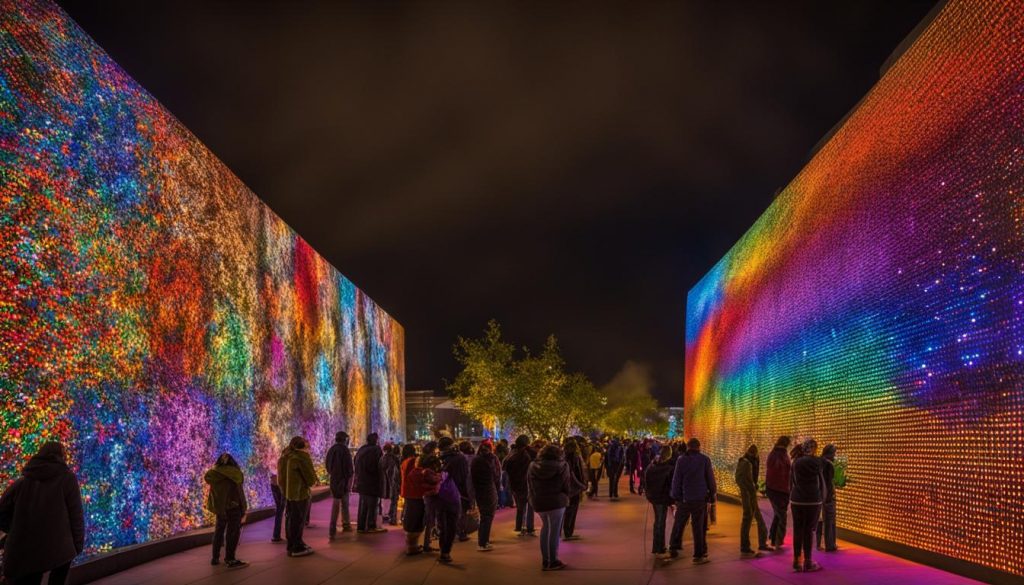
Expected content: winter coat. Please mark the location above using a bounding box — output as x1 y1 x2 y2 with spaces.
380 452 400 500
0 454 84 579
565 453 587 497
419 467 442 498
439 447 471 500
604 440 624 471
503 446 534 493
625 443 639 471
822 456 836 504
527 458 578 513
644 459 675 506
324 442 354 497
670 449 716 503
353 443 384 497
734 454 759 495
790 455 825 505
278 448 317 501
765 446 791 493
399 456 419 499
470 452 500 513
204 465 248 515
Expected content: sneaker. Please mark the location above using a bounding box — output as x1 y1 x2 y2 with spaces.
547 560 567 571
342 524 353 532
289 547 314 558
525 530 537 537
406 546 423 556
669 549 679 559
423 545 436 553
211 558 220 566
825 546 839 552
478 544 494 552
740 550 762 559
564 534 581 541
367 527 388 534
793 560 803 572
693 556 710 565
270 537 283 543
803 561 822 572
439 554 453 564
758 545 775 552
225 559 249 569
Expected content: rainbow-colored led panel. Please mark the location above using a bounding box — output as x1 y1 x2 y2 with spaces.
0 0 405 556
685 0 1024 578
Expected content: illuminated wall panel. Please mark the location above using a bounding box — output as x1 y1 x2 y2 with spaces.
684 0 1024 578
0 0 404 556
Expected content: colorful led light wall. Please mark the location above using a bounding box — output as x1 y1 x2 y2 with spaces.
0 0 405 556
684 0 1024 578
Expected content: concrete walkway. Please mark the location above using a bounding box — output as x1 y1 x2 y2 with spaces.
92 482 981 585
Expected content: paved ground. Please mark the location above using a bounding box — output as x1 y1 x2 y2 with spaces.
91 480 980 585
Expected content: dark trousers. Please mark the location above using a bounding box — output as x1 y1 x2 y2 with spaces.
818 501 837 550
607 464 623 498
457 497 471 539
423 498 437 548
11 563 71 585
271 484 285 540
740 489 768 551
437 508 458 555
478 511 495 546
651 503 669 554
669 500 708 558
285 498 309 552
213 507 243 561
513 490 534 532
627 466 636 492
792 504 819 562
588 469 600 496
387 496 399 524
358 494 380 531
766 488 790 546
563 495 580 537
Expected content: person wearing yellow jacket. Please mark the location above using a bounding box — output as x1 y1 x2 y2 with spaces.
277 436 317 557
205 454 249 569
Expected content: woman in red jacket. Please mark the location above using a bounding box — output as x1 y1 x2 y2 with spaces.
764 436 792 549
400 447 439 556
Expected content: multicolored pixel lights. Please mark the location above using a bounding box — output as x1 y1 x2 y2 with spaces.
685 0 1024 578
0 0 404 556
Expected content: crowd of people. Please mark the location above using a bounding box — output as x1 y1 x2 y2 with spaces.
0 432 840 582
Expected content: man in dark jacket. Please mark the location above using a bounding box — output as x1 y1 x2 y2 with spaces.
735 445 772 557
438 437 472 541
668 438 715 563
0 442 84 585
503 435 537 535
644 446 675 558
325 431 354 539
817 444 838 552
765 436 792 548
791 439 825 572
470 443 501 550
604 438 625 500
353 432 386 533
625 440 639 494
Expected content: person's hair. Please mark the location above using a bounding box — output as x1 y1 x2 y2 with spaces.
687 438 701 450
658 445 673 463
499 439 508 445
366 432 379 445
775 435 791 448
421 454 442 471
477 443 492 456
802 439 818 454
289 436 306 450
336 431 348 443
459 440 474 455
791 444 805 459
422 441 438 456
539 445 562 461
514 435 530 447
822 444 837 459
563 438 579 456
745 444 758 457
402 444 418 460
216 453 239 467
438 436 455 450
36 441 66 463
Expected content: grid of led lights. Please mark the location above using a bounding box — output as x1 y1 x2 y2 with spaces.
0 0 405 556
685 0 1024 578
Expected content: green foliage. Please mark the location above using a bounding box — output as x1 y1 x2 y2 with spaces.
599 361 664 437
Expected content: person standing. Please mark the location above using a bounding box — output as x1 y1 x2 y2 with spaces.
325 431 354 540
381 444 401 526
400 447 432 556
587 446 603 498
269 472 286 543
625 439 639 494
561 439 586 540
644 445 675 559
528 445 583 571
419 441 440 552
204 453 249 568
790 439 825 572
470 442 500 551
278 436 317 557
604 438 625 500
668 438 715 564
353 432 386 533
503 435 536 535
438 438 471 542
817 444 838 553
765 436 792 549
423 455 459 564
0 442 84 585
736 445 772 558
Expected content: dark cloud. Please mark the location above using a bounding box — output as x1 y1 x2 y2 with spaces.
59 0 937 405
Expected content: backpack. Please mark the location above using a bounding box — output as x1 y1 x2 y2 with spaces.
436 472 462 513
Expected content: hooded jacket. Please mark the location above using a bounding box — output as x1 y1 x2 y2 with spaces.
765 446 791 493
527 458 583 513
380 451 401 500
734 454 759 494
325 441 354 497
277 448 317 501
440 447 471 500
604 440 624 471
670 449 716 503
790 455 825 505
644 458 675 506
502 445 535 493
0 454 84 579
204 464 248 515
565 452 587 498
353 443 384 497
470 451 500 512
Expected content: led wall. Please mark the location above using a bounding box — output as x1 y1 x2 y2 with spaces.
0 0 404 556
684 0 1023 578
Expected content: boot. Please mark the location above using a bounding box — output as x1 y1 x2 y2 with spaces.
405 532 423 556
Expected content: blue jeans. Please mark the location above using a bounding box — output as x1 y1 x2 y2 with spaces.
478 512 495 547
538 508 565 565
358 495 379 531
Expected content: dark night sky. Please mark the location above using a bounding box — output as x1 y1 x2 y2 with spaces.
58 0 937 406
